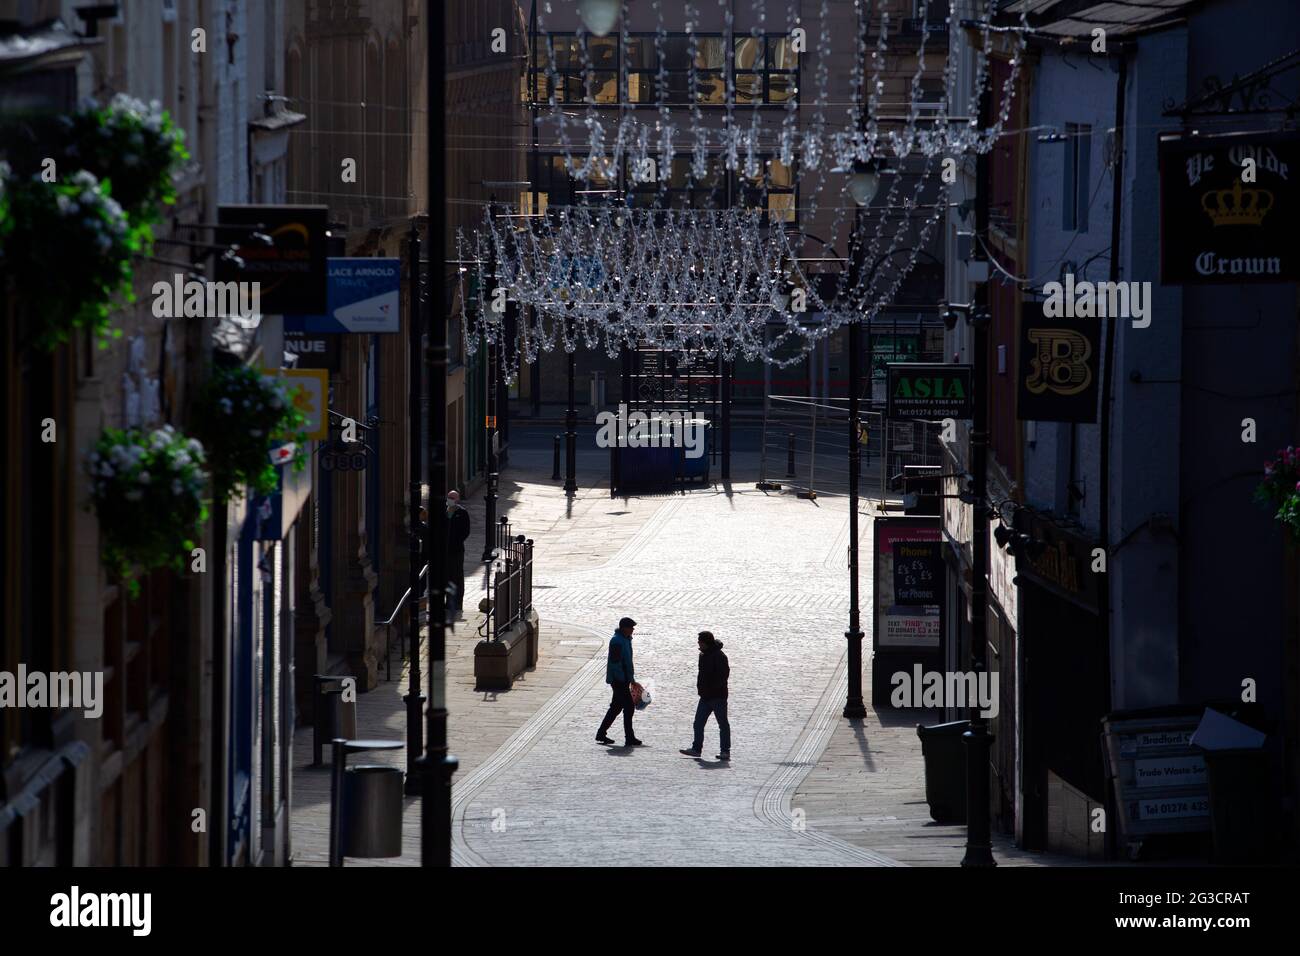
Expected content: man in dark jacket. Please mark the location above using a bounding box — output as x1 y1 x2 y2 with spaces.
446 490 471 613
596 617 642 746
680 630 730 760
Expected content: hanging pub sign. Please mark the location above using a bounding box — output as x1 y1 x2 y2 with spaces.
1158 130 1299 283
1016 510 1101 613
886 363 972 420
284 258 402 334
1017 304 1100 423
216 205 329 314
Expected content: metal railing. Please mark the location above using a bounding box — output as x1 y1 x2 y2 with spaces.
487 517 534 642
379 564 428 681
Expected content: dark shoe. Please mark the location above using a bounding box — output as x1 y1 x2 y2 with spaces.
625 738 644 746
679 747 702 757
716 752 730 760
596 734 616 744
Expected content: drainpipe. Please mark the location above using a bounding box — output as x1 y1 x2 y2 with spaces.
1097 43 1127 856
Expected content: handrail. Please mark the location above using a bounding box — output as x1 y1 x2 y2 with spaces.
378 564 430 628
380 564 429 682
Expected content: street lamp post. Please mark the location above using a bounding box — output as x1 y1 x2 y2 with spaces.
482 214 499 562
564 312 577 495
843 0 873 721
420 0 457 867
962 72 996 870
404 219 425 794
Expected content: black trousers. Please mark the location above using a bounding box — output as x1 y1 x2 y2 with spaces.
598 682 635 740
448 546 465 611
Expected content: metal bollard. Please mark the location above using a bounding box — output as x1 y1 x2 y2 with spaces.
552 434 561 480
786 431 796 478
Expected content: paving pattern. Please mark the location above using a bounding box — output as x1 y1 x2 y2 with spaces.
453 485 898 866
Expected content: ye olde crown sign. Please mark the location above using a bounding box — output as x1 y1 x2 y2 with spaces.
1159 131 1299 283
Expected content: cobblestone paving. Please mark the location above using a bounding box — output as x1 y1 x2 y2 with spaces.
455 486 899 866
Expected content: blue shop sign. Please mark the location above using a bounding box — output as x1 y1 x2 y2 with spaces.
285 258 401 334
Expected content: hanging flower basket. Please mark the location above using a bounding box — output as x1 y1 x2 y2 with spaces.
0 167 139 349
0 97 188 350
192 364 309 503
57 94 189 231
1254 447 1300 537
88 425 209 597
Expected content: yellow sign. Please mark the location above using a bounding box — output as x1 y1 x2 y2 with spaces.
269 369 329 440
485 415 497 428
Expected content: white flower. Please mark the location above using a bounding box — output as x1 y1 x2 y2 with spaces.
138 470 151 484
56 194 73 215
96 234 112 253
171 479 183 495
125 489 143 502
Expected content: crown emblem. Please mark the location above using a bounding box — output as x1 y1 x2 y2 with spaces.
1201 180 1274 227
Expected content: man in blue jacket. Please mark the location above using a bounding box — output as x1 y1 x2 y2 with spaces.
596 617 643 746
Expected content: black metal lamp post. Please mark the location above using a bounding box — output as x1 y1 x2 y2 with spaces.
404 219 425 794
564 311 577 496
483 211 499 561
962 71 996 870
420 0 457 867
842 0 874 721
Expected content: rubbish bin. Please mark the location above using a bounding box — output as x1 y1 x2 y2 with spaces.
313 675 358 766
341 765 405 858
1191 708 1277 864
917 719 970 824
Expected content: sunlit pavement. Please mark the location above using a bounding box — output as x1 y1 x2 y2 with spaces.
452 483 900 866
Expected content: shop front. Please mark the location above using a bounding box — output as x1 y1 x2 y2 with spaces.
1014 510 1107 855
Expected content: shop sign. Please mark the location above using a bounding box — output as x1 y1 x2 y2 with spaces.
887 363 972 420
1017 304 1100 423
216 205 329 314
1159 130 1300 283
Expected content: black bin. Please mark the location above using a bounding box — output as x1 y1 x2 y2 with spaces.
341 765 404 858
1192 708 1278 864
917 720 970 824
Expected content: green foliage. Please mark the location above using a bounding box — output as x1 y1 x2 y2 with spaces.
58 94 190 230
0 168 139 349
0 96 189 350
1254 447 1300 538
88 426 209 598
192 365 310 503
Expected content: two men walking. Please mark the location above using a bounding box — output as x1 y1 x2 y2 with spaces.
594 620 730 761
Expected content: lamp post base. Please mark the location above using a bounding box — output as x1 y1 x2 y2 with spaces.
961 725 997 867
843 629 867 719
403 692 426 795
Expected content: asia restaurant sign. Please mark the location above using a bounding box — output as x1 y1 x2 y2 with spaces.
1159 131 1299 283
